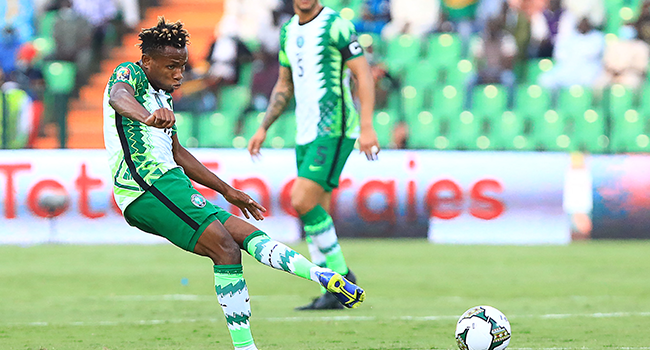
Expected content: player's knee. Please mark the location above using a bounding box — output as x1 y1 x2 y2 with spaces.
291 195 313 216
197 224 242 265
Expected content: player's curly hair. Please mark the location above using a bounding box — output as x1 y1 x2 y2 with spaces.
138 16 190 55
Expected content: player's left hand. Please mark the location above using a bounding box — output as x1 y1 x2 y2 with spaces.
358 129 380 161
223 188 267 221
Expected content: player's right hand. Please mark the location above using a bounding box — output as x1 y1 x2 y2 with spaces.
143 108 175 129
247 128 267 158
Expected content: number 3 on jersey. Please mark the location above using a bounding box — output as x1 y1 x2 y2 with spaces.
296 52 304 77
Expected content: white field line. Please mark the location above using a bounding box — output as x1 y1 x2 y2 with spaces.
7 310 650 327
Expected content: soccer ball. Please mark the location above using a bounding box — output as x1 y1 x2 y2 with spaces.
455 305 511 350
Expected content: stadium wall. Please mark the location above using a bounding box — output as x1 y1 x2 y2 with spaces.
0 149 637 245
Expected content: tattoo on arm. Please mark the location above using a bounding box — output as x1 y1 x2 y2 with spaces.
261 68 294 130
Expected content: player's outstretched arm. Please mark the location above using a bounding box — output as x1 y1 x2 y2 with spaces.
347 55 380 160
247 66 294 157
109 82 174 128
172 136 266 220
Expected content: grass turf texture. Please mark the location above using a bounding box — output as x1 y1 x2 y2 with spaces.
1 240 648 349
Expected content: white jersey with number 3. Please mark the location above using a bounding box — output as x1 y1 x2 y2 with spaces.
279 7 364 145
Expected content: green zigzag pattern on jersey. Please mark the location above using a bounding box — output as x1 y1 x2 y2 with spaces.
215 279 247 297
316 14 344 137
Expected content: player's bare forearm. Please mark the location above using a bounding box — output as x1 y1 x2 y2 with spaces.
108 82 150 123
261 66 294 130
172 137 232 195
347 56 375 132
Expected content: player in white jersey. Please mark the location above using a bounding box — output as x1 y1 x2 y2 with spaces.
248 0 380 309
103 17 365 350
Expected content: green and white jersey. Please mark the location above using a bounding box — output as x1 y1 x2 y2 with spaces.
103 62 179 212
279 7 364 145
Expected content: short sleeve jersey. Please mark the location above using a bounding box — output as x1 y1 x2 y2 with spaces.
103 62 179 212
279 7 364 145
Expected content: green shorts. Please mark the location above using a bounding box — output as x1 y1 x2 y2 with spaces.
296 137 356 192
123 167 232 252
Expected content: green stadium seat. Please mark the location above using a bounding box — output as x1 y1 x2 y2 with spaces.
197 111 239 148
471 84 507 121
489 111 534 151
638 84 650 115
373 109 399 148
385 34 422 76
358 32 385 57
530 110 573 151
431 84 464 121
402 85 428 121
445 59 475 87
514 84 551 119
608 84 635 118
403 60 438 89
174 112 197 147
610 109 647 152
572 108 608 153
447 111 483 150
526 58 553 84
407 111 443 149
43 61 77 94
426 33 462 75
219 85 250 118
556 85 594 119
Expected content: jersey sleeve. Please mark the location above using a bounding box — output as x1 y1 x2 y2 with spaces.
330 16 363 62
108 62 146 93
278 22 291 67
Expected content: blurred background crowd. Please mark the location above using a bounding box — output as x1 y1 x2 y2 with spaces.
2 0 650 153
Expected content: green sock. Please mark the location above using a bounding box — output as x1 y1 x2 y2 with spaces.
214 265 255 349
244 231 324 282
300 205 349 276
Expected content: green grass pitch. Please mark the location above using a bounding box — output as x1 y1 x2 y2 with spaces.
1 239 649 349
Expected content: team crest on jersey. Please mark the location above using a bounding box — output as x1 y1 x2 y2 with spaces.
191 194 206 208
116 66 131 81
297 36 304 48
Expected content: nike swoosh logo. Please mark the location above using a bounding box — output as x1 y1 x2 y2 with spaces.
309 165 322 171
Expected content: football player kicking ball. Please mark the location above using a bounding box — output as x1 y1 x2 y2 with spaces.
103 17 364 350
248 0 380 310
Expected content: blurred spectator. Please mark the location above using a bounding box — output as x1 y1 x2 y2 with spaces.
563 152 593 241
50 0 93 89
501 0 531 65
11 42 45 100
1 69 36 149
206 17 253 87
113 0 141 31
0 26 22 75
248 7 286 112
563 0 604 29
366 43 399 109
391 121 409 149
635 1 650 46
382 0 440 39
529 0 576 58
465 17 517 109
594 25 650 91
222 0 280 43
72 0 117 69
538 17 604 90
0 0 35 44
440 0 478 51
477 0 506 31
354 0 391 35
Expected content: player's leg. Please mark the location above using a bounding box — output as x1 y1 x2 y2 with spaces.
123 169 256 350
291 178 349 277
222 215 365 309
293 137 357 309
194 221 257 350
